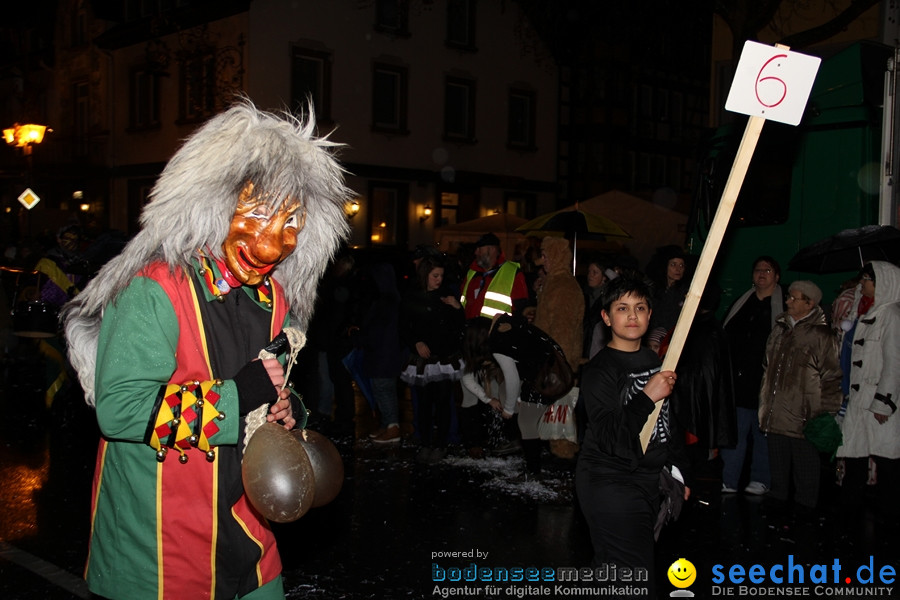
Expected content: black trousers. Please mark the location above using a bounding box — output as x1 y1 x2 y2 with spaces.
576 464 659 599
767 433 821 507
416 380 453 448
459 402 490 448
842 455 900 520
326 349 355 425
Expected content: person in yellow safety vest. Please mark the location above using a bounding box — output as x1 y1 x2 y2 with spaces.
460 233 529 320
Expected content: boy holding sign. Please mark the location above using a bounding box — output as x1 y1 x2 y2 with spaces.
575 276 691 597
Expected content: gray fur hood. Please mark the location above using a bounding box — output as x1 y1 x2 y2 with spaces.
63 100 354 405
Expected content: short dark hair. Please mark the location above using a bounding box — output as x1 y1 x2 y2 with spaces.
752 255 781 278
600 276 653 314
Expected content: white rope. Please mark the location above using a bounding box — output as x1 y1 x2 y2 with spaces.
243 404 269 454
243 327 307 453
278 327 306 388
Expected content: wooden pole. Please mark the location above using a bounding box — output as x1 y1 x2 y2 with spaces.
639 114 767 452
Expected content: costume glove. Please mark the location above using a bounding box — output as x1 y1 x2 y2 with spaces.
234 359 279 416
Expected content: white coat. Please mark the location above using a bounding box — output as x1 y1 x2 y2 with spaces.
837 261 900 459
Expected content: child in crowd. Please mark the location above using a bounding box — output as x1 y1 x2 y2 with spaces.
575 276 691 599
459 317 519 458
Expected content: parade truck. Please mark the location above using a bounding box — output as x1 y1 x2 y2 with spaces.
687 40 899 313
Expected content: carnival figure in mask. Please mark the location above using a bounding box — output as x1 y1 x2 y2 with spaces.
63 100 353 600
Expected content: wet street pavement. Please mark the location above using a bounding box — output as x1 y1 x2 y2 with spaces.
1 357 898 599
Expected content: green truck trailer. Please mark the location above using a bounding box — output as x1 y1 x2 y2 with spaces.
688 40 899 315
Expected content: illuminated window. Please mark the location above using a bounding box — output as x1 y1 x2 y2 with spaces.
179 51 217 122
440 192 459 227
504 193 536 219
369 183 407 246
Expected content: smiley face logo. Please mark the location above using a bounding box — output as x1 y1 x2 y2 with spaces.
667 558 696 589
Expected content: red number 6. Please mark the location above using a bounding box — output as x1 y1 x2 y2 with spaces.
755 54 788 108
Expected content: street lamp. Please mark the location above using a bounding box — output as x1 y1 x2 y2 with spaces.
4 123 49 155
5 123 50 235
345 199 360 220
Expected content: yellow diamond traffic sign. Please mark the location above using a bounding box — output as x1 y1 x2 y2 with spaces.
18 188 40 210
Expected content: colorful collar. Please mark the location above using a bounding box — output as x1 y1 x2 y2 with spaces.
197 253 272 307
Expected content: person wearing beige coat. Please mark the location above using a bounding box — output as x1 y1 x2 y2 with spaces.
530 236 585 463
533 236 585 373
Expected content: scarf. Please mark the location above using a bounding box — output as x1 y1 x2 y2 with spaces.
722 285 784 330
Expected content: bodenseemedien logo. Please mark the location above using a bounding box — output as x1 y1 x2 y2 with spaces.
430 560 650 598
668 558 697 597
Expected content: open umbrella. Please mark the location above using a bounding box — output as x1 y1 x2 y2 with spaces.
516 206 630 273
434 212 528 259
787 225 900 274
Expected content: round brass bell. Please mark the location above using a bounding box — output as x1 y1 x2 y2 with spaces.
291 428 344 507
242 422 315 523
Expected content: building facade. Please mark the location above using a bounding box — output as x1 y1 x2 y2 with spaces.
1 0 559 255
248 0 558 249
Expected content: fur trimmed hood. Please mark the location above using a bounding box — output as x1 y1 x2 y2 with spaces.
63 100 354 405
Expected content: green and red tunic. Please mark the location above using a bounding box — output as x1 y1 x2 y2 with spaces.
87 259 288 599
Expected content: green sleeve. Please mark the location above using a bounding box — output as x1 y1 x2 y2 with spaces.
94 276 240 445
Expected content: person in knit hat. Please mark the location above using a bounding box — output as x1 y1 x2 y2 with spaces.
758 280 841 510
459 231 528 319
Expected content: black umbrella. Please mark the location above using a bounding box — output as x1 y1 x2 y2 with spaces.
516 207 630 239
787 225 900 274
516 207 630 274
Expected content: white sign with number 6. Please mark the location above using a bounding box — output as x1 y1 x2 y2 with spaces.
725 41 822 126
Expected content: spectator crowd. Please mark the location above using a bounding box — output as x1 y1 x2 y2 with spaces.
5 218 898 596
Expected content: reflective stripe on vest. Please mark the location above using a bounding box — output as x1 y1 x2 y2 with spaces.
462 261 520 318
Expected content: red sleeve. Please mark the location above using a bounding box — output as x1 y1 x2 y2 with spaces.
510 272 529 303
